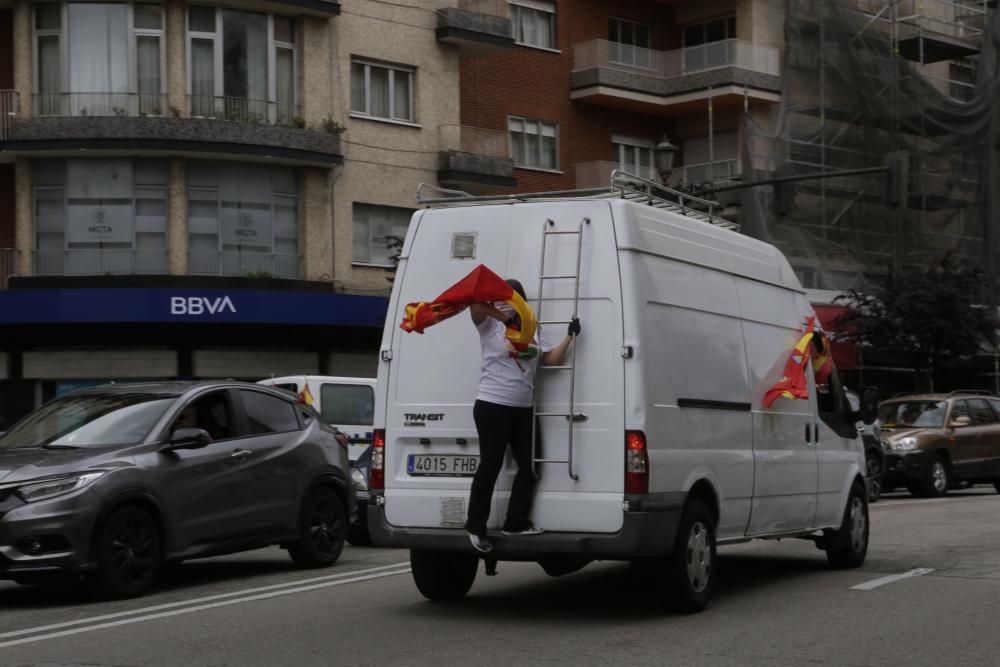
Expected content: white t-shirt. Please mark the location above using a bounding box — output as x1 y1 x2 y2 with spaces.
475 317 555 408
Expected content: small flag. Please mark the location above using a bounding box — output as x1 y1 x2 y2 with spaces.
299 384 315 406
763 316 820 408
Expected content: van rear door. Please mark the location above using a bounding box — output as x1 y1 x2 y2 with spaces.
381 202 626 534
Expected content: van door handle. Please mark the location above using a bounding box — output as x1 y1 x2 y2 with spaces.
231 449 253 461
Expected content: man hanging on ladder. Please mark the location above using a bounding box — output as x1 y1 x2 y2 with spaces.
465 278 581 554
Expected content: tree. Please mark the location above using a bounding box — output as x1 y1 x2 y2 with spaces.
834 258 998 391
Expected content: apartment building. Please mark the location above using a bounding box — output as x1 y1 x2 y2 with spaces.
0 0 516 423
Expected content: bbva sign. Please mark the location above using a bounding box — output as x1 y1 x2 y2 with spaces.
170 296 238 315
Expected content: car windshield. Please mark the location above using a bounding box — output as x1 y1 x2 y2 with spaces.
0 393 175 450
878 400 948 428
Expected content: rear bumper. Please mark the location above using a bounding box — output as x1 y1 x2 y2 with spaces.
367 501 682 560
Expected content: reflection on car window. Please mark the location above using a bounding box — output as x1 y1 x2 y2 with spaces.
967 399 995 425
240 390 300 435
320 384 374 426
878 400 948 428
0 393 174 449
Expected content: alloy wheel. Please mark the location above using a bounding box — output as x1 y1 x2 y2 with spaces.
685 521 711 593
309 495 346 556
931 461 947 493
108 513 157 590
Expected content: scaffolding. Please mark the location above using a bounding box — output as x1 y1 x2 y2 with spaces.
740 0 1000 291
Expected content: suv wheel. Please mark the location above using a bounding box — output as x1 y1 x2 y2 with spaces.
920 456 949 498
410 549 478 601
825 481 869 568
88 505 162 599
288 486 346 568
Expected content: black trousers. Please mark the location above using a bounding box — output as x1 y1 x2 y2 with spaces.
465 399 535 536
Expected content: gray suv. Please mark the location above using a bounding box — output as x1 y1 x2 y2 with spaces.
0 381 354 598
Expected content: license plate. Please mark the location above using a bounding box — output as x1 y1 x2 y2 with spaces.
407 454 479 477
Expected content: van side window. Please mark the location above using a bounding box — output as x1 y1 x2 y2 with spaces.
814 353 855 438
319 384 375 426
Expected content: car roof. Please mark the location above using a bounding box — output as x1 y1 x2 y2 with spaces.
883 393 996 402
63 380 280 400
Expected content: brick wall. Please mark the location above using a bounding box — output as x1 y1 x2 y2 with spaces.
0 164 14 249
0 10 11 89
460 0 679 193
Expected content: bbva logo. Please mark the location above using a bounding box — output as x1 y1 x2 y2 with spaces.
170 296 237 315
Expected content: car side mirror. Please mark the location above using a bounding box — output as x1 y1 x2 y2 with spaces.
164 428 211 451
950 415 971 428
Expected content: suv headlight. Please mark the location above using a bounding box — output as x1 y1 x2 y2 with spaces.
15 472 106 503
892 437 918 452
350 468 368 491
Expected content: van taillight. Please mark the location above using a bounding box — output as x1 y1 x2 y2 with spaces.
371 429 385 490
625 430 648 494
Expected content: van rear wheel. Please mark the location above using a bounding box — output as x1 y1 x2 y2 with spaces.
825 481 868 569
410 550 478 601
649 499 716 614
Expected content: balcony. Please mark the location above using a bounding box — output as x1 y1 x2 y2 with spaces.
571 39 782 114
438 125 516 192
189 251 298 280
2 93 340 168
575 161 659 189
36 250 168 277
436 0 515 58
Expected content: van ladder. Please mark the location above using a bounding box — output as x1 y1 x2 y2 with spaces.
531 217 589 481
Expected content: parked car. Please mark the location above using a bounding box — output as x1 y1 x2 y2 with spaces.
845 387 885 502
0 381 354 598
348 445 373 546
879 392 1000 497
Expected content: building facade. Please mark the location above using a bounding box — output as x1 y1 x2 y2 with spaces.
0 0 516 424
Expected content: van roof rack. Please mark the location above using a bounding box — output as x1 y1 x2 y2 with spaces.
416 170 740 232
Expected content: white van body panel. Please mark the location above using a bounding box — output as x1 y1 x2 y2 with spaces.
379 201 627 533
257 375 376 461
374 197 864 554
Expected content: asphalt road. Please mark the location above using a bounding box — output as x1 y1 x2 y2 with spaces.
1 489 999 667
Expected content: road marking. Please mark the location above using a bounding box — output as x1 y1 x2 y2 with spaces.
851 568 934 590
0 561 410 642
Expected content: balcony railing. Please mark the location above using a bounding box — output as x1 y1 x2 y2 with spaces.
0 248 15 288
35 250 168 276
677 159 742 186
576 161 659 189
34 92 168 118
455 0 509 18
188 95 300 126
188 251 298 279
0 91 17 140
439 124 510 159
573 39 781 79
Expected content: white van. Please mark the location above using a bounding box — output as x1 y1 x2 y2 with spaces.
369 181 868 612
258 375 376 461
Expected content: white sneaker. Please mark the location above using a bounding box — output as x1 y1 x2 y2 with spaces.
501 524 544 536
468 532 494 553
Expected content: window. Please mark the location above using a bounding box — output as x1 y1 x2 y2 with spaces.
681 131 740 184
319 384 375 426
182 391 236 441
33 158 168 276
510 0 555 49
240 390 300 434
613 137 655 179
683 16 737 47
187 6 297 124
33 2 165 116
950 61 976 102
350 58 415 123
353 203 412 266
508 116 558 170
187 161 299 278
967 398 995 425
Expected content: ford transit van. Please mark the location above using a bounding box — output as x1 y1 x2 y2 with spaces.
368 180 868 612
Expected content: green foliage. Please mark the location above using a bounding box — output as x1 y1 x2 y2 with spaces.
835 258 998 370
321 117 345 135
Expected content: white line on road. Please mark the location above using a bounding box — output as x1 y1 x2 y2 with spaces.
0 561 410 642
850 568 934 591
0 566 412 650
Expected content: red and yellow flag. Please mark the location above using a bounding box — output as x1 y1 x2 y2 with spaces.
763 315 826 408
299 384 315 407
399 264 537 347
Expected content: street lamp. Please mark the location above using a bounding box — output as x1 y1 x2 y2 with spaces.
653 135 679 183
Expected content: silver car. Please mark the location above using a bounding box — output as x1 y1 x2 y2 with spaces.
0 381 354 598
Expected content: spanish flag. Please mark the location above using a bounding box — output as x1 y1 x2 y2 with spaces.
400 264 537 347
763 316 821 408
299 384 315 407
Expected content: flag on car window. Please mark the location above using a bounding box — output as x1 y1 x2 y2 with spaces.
763 315 820 408
299 384 315 406
399 264 537 347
